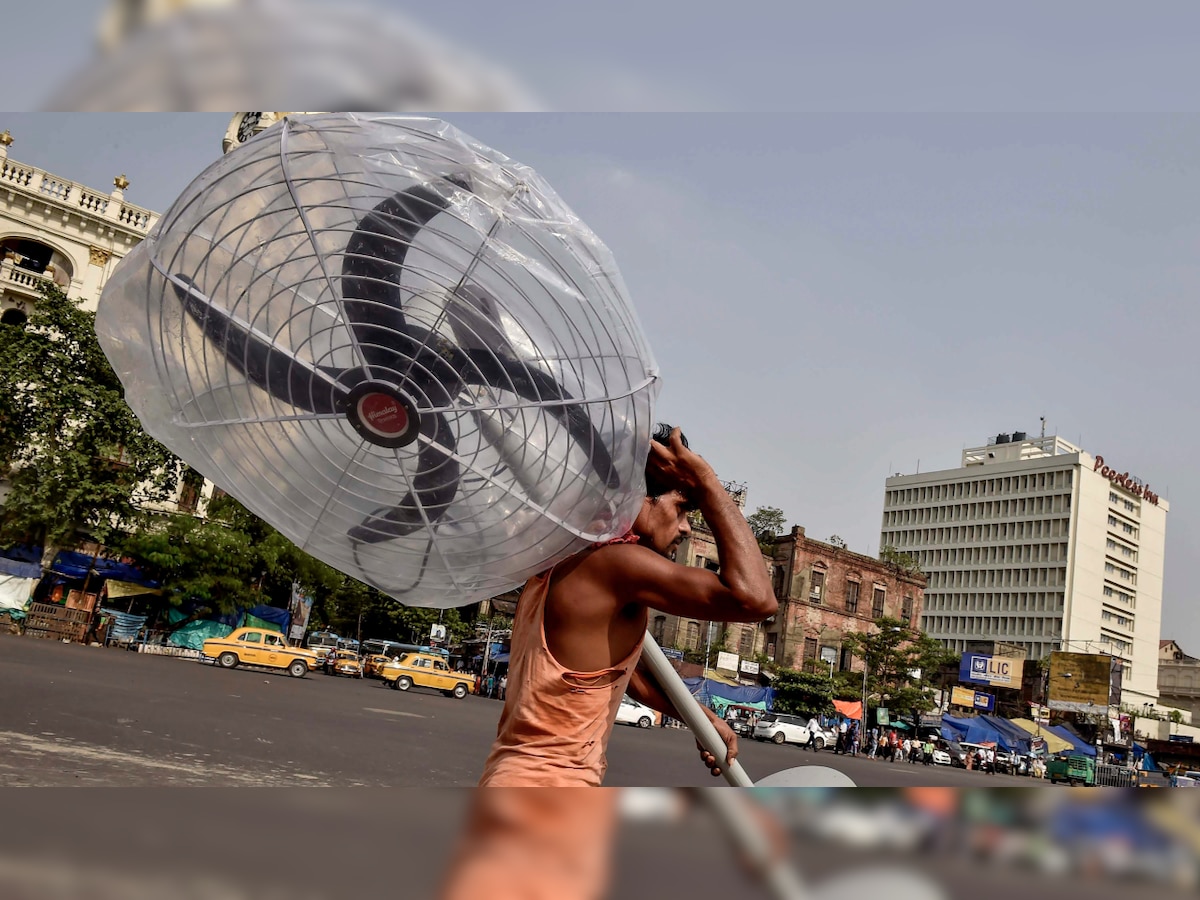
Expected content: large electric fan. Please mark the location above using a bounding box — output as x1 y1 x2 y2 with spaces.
96 113 659 607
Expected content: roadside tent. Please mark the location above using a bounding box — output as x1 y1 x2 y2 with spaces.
833 700 863 720
1009 718 1074 755
978 716 1034 753
1044 723 1097 757
941 714 1023 750
683 677 775 712
0 573 36 618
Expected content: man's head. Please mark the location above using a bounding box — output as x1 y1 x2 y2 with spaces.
633 423 697 559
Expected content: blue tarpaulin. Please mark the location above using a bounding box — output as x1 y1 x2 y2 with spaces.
98 608 148 642
240 604 290 633
0 557 40 579
941 714 1029 752
49 550 160 588
683 678 775 711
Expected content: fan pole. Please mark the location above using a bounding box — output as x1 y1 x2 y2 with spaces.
640 632 753 787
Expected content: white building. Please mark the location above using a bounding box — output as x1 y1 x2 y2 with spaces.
0 129 157 321
880 432 1168 706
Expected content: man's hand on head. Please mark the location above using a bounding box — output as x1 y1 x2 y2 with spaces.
646 427 719 498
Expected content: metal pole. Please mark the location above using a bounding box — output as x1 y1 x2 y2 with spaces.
703 620 713 681
641 632 753 787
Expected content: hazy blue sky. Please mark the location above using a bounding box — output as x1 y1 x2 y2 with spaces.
2 113 1198 641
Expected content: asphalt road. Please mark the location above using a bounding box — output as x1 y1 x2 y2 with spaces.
0 634 1043 787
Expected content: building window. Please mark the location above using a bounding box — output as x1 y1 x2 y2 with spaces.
652 615 666 643
810 568 825 603
803 637 817 662
872 587 886 619
738 627 754 657
686 621 701 651
901 596 913 624
845 580 860 614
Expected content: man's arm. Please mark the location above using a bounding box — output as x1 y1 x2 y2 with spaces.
589 430 778 622
626 653 739 776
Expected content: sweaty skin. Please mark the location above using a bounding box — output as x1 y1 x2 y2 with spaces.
479 428 778 784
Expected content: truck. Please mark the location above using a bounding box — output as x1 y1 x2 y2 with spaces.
1046 754 1095 786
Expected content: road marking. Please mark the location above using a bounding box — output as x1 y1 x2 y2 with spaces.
363 707 424 719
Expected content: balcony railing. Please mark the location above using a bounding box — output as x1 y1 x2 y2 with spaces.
0 158 155 232
0 258 55 293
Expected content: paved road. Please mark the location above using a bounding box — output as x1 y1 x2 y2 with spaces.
0 635 1042 787
0 791 1184 900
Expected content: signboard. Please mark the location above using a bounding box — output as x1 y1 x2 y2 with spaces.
1030 704 1050 724
876 708 890 725
288 582 314 638
716 651 740 672
819 646 838 665
430 623 447 643
288 624 306 641
739 660 760 675
959 653 1024 687
1047 651 1112 713
661 647 685 661
951 685 995 711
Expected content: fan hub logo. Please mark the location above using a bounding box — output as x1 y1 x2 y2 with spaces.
343 383 420 448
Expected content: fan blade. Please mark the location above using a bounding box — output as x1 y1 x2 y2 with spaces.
348 411 460 542
169 275 347 414
462 350 620 489
341 177 472 371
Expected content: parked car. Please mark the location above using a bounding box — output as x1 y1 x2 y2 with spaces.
380 652 474 698
930 746 953 766
944 740 969 768
201 627 319 678
327 648 364 677
615 695 659 728
752 713 831 749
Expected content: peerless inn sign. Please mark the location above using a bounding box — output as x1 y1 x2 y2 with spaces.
1093 456 1159 506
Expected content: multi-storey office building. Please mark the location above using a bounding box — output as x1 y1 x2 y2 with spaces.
880 433 1167 706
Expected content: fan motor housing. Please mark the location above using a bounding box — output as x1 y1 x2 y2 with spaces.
342 382 422 448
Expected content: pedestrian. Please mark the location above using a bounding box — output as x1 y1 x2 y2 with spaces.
498 674 508 701
485 673 496 698
804 715 822 752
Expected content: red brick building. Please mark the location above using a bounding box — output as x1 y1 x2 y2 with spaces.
650 523 926 679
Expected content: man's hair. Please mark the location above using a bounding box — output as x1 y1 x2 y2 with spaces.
645 423 696 507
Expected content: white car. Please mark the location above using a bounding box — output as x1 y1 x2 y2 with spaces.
752 713 833 749
930 747 952 766
615 695 658 728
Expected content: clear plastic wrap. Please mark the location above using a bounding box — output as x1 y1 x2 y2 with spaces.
96 113 659 607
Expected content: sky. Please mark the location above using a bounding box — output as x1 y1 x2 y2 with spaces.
3 112 1198 642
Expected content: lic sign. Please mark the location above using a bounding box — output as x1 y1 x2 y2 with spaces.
960 653 1022 687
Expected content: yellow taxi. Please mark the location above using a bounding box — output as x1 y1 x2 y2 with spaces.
381 652 474 699
327 648 364 678
202 627 319 678
363 654 393 679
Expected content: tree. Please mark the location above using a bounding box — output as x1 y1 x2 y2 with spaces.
1169 710 1184 735
0 284 183 557
772 669 835 718
746 505 787 553
746 506 786 539
827 534 847 549
841 617 957 719
879 544 923 576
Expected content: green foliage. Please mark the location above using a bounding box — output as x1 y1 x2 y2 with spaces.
772 669 835 717
841 617 956 717
879 544 923 576
827 534 848 549
0 284 183 550
746 506 786 539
